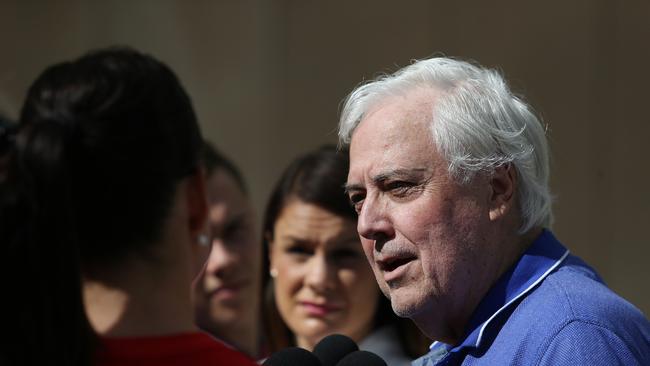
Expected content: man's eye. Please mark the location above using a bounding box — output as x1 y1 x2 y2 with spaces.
348 193 365 213
386 181 415 196
224 222 243 240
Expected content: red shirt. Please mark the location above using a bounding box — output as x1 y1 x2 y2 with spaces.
95 332 257 366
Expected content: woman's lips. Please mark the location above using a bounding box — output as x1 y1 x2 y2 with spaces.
299 301 343 316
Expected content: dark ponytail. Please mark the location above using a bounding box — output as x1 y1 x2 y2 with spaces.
0 116 94 365
0 47 203 365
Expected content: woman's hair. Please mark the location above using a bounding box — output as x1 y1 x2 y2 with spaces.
0 47 202 365
261 145 429 356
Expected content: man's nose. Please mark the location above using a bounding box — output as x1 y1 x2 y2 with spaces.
205 238 236 275
357 195 394 243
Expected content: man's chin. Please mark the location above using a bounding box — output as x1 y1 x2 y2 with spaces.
391 301 418 318
210 308 243 325
388 288 426 319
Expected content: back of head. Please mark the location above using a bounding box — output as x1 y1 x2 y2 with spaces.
18 47 203 266
0 47 202 365
339 57 552 233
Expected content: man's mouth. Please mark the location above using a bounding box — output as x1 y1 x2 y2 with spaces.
209 279 248 299
378 255 416 272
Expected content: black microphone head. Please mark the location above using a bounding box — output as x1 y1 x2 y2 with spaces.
313 334 359 366
335 350 387 366
262 346 322 366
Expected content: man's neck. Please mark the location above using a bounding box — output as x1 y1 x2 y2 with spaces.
209 317 261 358
414 227 544 345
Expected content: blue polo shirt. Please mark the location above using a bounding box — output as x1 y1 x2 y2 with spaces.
413 230 650 366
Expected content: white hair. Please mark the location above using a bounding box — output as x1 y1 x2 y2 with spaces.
338 57 552 233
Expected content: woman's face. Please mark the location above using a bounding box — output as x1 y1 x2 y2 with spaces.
269 199 380 350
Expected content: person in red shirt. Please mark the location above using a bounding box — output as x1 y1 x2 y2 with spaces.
0 47 256 366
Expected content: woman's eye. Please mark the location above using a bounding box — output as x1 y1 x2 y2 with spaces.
286 245 312 256
333 249 362 259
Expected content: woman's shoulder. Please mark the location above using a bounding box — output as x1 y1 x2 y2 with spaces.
360 325 414 366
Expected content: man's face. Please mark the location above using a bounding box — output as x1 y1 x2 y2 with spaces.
346 88 500 340
193 169 262 335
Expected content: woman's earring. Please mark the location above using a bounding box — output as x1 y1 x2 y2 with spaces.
197 234 210 247
269 268 278 278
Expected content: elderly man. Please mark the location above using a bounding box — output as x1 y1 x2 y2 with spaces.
339 57 649 365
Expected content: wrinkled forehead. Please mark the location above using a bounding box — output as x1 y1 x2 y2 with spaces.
273 200 359 243
344 86 440 143
348 90 441 173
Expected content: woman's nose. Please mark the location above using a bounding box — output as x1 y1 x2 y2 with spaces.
304 253 335 292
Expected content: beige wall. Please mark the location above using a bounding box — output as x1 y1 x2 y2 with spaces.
1 0 648 313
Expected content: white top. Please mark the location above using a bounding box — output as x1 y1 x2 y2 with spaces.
360 325 413 366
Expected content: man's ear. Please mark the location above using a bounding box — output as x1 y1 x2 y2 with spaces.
488 163 517 221
186 166 208 237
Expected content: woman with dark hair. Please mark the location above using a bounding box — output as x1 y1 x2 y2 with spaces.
0 48 256 365
262 145 429 365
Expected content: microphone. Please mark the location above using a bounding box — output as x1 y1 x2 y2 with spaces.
261 346 322 366
336 350 388 366
312 334 359 366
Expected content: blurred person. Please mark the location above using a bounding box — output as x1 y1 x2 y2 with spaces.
262 145 429 365
339 56 650 365
193 141 264 358
0 114 14 172
0 47 256 365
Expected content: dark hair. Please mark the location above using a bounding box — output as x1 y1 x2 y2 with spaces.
0 47 202 365
261 145 429 357
19 47 202 265
0 113 15 142
4 114 89 365
0 114 16 168
202 140 247 194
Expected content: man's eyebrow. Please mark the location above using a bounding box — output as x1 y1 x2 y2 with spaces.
372 168 429 184
343 183 364 194
226 212 248 225
344 168 430 193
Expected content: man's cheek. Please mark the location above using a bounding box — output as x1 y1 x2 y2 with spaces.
377 277 391 299
360 239 374 261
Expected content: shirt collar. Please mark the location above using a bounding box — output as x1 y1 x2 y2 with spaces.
429 229 570 355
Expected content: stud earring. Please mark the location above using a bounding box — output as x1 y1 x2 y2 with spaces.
269 268 278 278
197 234 210 247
